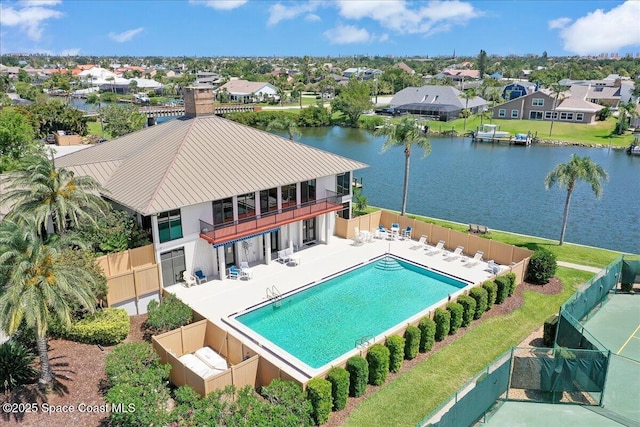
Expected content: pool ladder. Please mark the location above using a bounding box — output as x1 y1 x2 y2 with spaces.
355 335 374 349
266 285 282 308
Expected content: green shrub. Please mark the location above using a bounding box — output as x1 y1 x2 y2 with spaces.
385 335 405 373
307 377 332 425
483 281 497 311
469 287 488 319
526 249 557 284
494 276 510 304
457 295 476 327
0 340 37 392
366 344 390 386
53 308 129 345
105 342 170 385
403 326 421 360
434 308 451 341
145 293 193 335
505 272 517 296
446 302 464 335
346 356 368 397
260 379 313 425
543 315 559 347
326 367 349 411
418 317 436 352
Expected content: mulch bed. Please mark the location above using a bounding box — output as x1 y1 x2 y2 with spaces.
1 279 563 427
0 315 147 427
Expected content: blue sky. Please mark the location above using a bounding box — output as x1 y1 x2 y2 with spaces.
1 0 640 58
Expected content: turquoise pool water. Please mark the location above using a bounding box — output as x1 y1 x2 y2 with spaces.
235 257 467 369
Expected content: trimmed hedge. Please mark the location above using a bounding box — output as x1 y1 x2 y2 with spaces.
543 315 559 347
483 281 497 311
146 293 193 334
403 326 421 360
326 367 349 411
54 308 130 345
469 287 488 319
307 377 332 425
526 249 557 284
494 276 510 304
457 295 476 327
505 272 517 296
366 344 390 386
434 308 451 341
418 317 436 352
346 356 368 397
385 335 405 373
446 302 463 335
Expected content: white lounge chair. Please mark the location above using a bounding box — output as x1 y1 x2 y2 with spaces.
183 270 197 287
277 248 293 264
463 251 484 268
444 246 464 262
426 240 445 256
353 227 364 245
240 261 254 279
411 235 428 250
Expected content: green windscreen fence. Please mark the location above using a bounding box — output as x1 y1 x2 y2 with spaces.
621 257 640 286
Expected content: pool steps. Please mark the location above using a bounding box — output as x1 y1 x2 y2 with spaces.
375 257 404 271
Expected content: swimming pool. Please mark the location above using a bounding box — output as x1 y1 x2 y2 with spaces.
233 256 468 371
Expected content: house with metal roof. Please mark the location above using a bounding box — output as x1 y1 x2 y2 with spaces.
390 85 488 121
217 79 278 103
56 85 367 287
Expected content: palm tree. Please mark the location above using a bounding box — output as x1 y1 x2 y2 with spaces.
0 154 109 236
266 117 301 141
0 219 99 391
548 84 568 137
459 89 476 130
375 117 431 216
544 155 608 245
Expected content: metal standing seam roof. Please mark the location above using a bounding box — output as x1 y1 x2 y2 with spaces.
390 85 487 110
55 115 368 215
218 80 276 95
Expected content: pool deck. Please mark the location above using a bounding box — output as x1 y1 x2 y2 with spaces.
165 235 501 380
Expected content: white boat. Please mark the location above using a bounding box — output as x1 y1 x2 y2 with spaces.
627 139 640 156
511 133 532 145
472 124 511 141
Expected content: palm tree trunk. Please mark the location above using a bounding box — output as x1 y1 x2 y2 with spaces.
401 149 410 216
549 93 559 137
36 334 53 391
559 187 573 245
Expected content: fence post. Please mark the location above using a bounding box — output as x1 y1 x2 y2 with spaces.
505 346 514 401
599 350 612 407
553 307 562 348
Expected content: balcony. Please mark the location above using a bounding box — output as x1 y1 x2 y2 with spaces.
199 192 344 246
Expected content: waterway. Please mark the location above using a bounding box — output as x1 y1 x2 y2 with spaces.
292 126 639 254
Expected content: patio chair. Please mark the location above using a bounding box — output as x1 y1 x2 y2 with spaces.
468 224 479 233
228 265 242 280
375 224 388 239
485 260 499 274
444 245 464 262
353 227 364 245
478 225 490 234
390 223 400 239
426 240 445 256
277 248 292 264
194 268 207 284
463 251 484 268
401 226 412 240
411 235 428 250
240 261 254 279
183 270 197 287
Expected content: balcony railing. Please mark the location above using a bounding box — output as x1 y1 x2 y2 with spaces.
199 191 343 244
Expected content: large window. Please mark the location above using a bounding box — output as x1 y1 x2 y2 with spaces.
213 197 233 225
260 188 278 214
281 184 297 208
532 98 544 106
529 111 543 120
544 111 558 120
237 192 256 219
560 112 574 121
300 179 316 204
157 209 182 243
337 172 351 195
160 247 185 287
576 113 584 121
511 109 519 118
337 202 350 219
498 109 506 118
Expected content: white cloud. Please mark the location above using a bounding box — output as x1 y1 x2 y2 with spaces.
324 24 373 45
267 2 319 26
108 27 144 43
378 33 389 42
553 1 640 55
305 13 321 23
548 17 571 30
0 2 63 41
335 0 477 35
189 0 248 10
60 48 80 56
19 0 62 5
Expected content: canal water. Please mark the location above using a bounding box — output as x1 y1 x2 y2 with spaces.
292 126 639 254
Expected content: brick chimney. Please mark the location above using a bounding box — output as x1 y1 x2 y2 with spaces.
184 84 215 117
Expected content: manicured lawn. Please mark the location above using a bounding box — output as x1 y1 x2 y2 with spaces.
343 267 593 427
428 116 634 148
86 121 112 139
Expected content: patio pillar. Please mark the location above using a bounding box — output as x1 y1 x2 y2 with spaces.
217 246 226 281
264 233 271 265
324 212 331 244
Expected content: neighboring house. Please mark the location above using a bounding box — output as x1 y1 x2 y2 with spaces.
560 76 635 107
395 62 415 75
217 80 278 103
502 82 537 100
439 69 481 83
196 72 222 85
342 67 382 80
55 85 367 287
492 90 602 124
390 85 488 121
